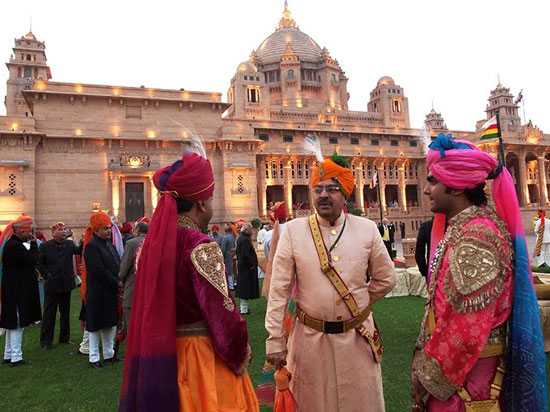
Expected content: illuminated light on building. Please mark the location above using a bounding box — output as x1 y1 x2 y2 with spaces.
75 84 83 93
112 87 121 96
35 81 46 90
112 124 120 137
74 128 82 136
147 130 156 139
10 122 18 131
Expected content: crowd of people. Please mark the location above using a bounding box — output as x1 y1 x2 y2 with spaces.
0 216 150 368
0 132 548 412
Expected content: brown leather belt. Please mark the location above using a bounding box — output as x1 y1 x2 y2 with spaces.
296 304 371 334
176 321 208 337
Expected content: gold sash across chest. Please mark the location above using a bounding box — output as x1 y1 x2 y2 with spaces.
300 214 383 363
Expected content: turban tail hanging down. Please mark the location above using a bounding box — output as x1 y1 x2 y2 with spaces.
120 138 215 411
426 133 548 411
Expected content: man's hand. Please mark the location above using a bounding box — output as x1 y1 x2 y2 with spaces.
410 349 428 408
266 350 287 370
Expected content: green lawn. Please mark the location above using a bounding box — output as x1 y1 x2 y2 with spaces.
1 288 548 411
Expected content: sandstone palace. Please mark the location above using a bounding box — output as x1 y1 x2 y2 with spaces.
0 3 548 232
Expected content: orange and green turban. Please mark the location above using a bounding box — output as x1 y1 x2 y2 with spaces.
311 152 354 197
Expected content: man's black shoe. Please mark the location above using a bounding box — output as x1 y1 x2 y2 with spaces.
69 350 87 356
2 359 11 365
89 361 104 369
59 340 75 345
11 359 32 367
103 357 123 364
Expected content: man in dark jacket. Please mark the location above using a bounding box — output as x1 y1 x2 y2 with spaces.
38 222 82 350
235 222 259 314
0 215 41 367
83 212 122 368
221 225 237 290
118 221 148 332
415 219 433 278
378 217 395 259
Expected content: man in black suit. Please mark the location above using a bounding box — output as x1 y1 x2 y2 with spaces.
378 217 395 259
38 222 82 350
415 219 433 278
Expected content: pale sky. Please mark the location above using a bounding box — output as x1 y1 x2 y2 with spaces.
1 0 548 133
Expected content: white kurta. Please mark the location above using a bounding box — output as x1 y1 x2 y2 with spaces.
265 212 396 412
534 217 550 265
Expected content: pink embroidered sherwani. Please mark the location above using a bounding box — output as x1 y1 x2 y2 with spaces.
415 206 513 411
265 212 396 412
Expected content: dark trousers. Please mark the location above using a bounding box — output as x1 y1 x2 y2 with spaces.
40 290 71 346
383 240 393 260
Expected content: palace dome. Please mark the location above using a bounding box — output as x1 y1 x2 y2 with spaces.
237 61 258 72
377 76 395 86
254 2 323 66
255 27 323 65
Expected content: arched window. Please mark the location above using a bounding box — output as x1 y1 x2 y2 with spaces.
331 73 336 82
17 67 22 77
287 70 295 80
247 87 259 103
24 68 32 78
392 100 402 113
34 68 38 78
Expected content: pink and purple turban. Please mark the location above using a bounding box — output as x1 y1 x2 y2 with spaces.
426 134 501 189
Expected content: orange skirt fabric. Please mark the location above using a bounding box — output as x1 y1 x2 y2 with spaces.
176 336 259 412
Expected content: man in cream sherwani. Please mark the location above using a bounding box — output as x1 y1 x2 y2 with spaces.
265 153 396 412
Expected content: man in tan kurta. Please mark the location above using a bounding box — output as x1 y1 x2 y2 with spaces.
265 151 396 412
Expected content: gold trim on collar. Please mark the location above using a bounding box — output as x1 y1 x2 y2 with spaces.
177 215 201 232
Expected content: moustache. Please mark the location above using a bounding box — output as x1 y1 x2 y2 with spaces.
316 200 332 206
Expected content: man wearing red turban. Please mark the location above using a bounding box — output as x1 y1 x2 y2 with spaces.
210 224 223 247
82 211 121 368
265 151 396 412
120 152 259 412
0 214 41 367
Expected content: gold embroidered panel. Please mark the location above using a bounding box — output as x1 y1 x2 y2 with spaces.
190 242 234 311
445 223 511 313
415 351 458 401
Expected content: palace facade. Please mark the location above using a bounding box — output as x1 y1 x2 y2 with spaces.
0 3 548 233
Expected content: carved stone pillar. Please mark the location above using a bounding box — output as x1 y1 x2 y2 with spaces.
398 164 407 212
355 162 365 213
283 161 292 216
109 172 121 219
376 161 386 214
518 152 528 207
538 156 548 206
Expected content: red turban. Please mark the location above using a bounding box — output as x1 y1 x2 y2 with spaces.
50 222 66 231
312 159 354 197
273 202 287 221
137 217 150 224
153 153 214 200
121 222 133 234
211 224 220 231
80 211 112 303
